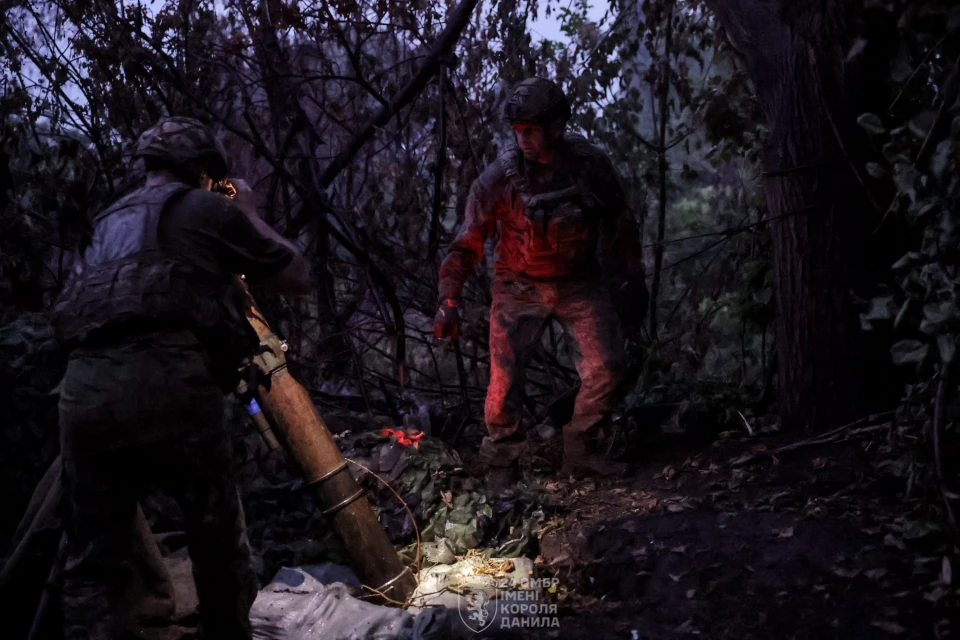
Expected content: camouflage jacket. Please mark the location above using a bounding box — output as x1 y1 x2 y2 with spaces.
438 133 639 302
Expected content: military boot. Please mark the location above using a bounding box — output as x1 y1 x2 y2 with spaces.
479 436 526 496
560 431 628 479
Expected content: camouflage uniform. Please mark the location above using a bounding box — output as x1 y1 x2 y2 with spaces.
57 333 258 640
485 276 626 444
53 118 292 639
437 79 645 477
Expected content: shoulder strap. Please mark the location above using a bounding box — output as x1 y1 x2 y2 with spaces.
92 182 193 222
85 183 194 258
498 147 530 194
141 183 195 250
560 135 608 208
562 132 594 158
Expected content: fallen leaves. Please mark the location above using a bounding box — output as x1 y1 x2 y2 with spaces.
631 493 661 513
832 567 861 579
662 495 699 514
871 620 907 635
469 553 515 578
512 413 956 640
924 586 949 603
537 517 563 540
729 452 756 466
884 533 906 550
675 619 697 633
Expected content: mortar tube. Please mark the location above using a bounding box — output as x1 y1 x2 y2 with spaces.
235 379 281 451
242 298 417 604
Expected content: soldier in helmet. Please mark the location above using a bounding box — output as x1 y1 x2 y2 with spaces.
434 78 647 491
54 117 311 638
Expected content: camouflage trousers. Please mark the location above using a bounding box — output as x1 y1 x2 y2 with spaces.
484 275 627 456
58 334 258 640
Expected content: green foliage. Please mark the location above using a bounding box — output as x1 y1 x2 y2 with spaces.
862 7 960 380
858 1 960 525
0 309 65 541
557 0 593 38
0 0 774 534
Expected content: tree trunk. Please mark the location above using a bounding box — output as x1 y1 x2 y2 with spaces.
648 0 675 343
704 0 898 431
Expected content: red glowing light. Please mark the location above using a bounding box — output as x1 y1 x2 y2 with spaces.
380 428 424 448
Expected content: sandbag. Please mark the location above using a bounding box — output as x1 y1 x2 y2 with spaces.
251 567 448 640
408 556 541 639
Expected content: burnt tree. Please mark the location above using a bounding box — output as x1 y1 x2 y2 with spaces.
703 0 902 430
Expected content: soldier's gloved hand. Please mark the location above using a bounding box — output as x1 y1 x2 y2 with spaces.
433 300 461 340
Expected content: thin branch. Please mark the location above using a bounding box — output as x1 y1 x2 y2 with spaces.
314 0 480 191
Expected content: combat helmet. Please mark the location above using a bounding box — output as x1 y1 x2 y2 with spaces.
502 77 571 126
133 116 229 180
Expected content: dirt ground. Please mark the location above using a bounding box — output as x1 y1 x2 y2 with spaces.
513 432 956 640
14 420 951 639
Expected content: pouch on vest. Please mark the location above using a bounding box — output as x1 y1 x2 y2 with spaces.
520 186 600 278
195 283 260 392
499 145 604 278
